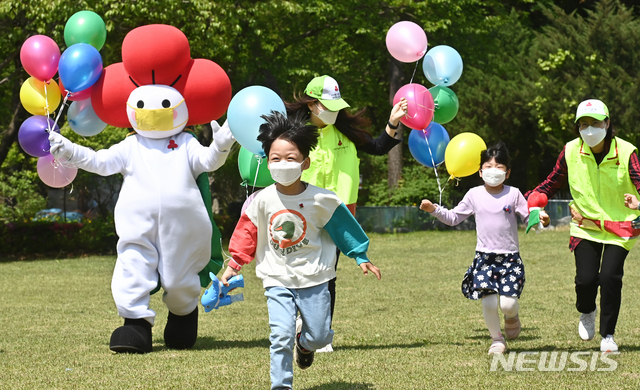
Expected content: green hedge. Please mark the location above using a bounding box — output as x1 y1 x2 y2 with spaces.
0 218 118 257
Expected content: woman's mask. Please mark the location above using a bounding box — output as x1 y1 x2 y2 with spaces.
313 104 339 125
482 167 507 187
580 125 607 148
269 160 303 186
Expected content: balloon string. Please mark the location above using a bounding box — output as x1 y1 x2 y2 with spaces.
51 157 76 193
43 82 52 132
52 91 70 132
423 129 443 204
409 61 419 84
252 155 262 194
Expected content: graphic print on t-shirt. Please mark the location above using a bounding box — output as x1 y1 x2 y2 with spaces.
269 209 309 251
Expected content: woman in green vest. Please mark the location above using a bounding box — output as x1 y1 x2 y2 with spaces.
528 99 640 353
286 75 408 352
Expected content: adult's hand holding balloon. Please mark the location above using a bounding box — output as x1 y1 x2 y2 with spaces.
48 131 74 161
393 84 434 130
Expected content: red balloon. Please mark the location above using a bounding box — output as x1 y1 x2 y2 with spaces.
393 83 434 130
58 78 93 101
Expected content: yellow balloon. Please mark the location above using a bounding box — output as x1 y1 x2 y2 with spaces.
444 132 487 178
20 77 61 116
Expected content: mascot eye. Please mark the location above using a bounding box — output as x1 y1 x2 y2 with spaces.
162 99 171 108
137 101 145 108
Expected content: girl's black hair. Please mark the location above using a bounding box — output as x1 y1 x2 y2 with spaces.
285 91 373 146
480 141 511 169
257 110 319 158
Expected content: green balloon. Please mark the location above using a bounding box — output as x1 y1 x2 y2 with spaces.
64 11 107 51
238 146 275 187
430 86 459 124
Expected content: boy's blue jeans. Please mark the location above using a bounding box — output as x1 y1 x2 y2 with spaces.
265 283 333 390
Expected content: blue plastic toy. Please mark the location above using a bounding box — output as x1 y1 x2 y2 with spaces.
201 272 244 312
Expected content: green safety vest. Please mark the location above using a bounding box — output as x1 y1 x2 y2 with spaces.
301 124 359 205
565 137 640 250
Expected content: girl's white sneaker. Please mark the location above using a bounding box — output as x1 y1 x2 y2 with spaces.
488 335 506 355
601 335 618 352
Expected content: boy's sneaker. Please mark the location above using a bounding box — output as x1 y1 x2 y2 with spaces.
488 335 506 355
578 308 597 341
601 334 618 352
316 343 333 353
504 314 521 340
294 333 314 369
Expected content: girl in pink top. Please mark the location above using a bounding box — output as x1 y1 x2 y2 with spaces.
420 141 537 355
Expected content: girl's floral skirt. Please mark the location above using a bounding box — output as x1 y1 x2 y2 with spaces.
461 251 525 300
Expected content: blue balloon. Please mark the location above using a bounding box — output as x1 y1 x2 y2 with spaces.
67 98 107 136
227 86 286 156
58 43 103 93
408 122 450 168
422 45 463 87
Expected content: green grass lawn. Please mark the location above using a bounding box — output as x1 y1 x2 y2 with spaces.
1 229 640 389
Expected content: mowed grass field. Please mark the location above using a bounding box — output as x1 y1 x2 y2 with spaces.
1 229 640 389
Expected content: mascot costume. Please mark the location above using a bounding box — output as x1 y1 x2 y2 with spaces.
48 24 233 353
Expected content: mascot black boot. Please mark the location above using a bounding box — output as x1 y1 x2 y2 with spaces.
164 308 198 349
109 318 153 353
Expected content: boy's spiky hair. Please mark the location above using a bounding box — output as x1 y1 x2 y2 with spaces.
257 111 319 158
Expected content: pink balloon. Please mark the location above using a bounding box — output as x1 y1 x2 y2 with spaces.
37 154 78 188
20 35 61 81
393 83 434 130
58 78 93 101
386 21 428 63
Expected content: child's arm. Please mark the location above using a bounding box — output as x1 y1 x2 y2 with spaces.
223 212 258 286
323 203 381 280
421 193 474 226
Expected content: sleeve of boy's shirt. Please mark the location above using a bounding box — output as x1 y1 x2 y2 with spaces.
323 203 370 265
515 189 530 225
430 191 474 226
228 212 258 270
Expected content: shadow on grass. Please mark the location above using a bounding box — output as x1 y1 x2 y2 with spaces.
193 337 270 350
466 327 541 341
304 382 374 390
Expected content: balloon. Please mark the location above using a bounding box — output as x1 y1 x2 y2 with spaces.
58 78 93 101
58 43 103 92
393 83 434 130
238 146 275 187
18 116 60 157
64 10 107 50
408 123 450 168
422 45 463 87
444 132 487 178
430 86 459 124
37 154 78 188
67 98 107 136
20 77 61 116
385 21 428 63
20 35 61 81
227 86 286 156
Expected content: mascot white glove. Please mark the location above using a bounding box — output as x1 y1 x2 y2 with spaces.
211 119 236 152
48 131 74 161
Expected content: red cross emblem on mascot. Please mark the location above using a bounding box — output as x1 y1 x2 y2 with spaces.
47 24 235 354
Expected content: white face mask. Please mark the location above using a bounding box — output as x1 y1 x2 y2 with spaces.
580 125 607 148
269 160 303 186
313 104 339 125
482 167 507 187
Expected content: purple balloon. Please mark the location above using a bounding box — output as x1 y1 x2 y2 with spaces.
18 116 60 157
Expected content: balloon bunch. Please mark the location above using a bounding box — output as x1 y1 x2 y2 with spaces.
386 21 484 203
18 10 108 188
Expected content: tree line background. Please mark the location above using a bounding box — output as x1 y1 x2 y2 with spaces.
1 0 639 224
